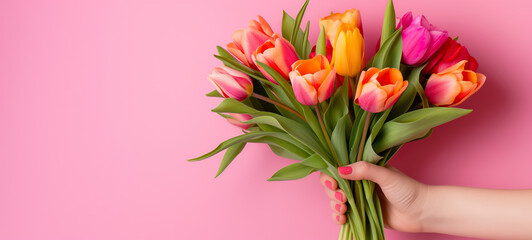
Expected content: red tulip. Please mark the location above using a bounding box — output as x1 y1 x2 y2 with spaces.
423 37 479 75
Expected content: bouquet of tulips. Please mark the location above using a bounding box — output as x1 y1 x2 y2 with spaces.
190 0 485 239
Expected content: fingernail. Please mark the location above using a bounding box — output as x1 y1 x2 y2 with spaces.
338 166 352 175
335 192 343 201
325 180 332 190
336 215 340 222
335 204 341 212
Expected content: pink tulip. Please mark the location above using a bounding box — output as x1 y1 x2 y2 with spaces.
354 68 408 113
208 66 253 101
425 60 486 107
289 55 336 106
399 12 448 65
227 16 274 69
252 34 299 84
226 113 253 130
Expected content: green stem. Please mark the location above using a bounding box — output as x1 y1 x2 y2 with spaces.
315 104 340 166
356 112 372 162
251 93 305 121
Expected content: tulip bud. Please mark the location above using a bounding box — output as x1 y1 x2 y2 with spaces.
208 66 253 101
289 55 336 106
332 24 365 77
227 16 274 69
319 9 363 46
423 37 479 75
226 113 253 130
425 60 485 107
399 12 448 66
354 68 408 113
252 34 299 84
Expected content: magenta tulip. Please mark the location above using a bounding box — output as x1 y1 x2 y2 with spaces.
208 66 253 101
399 12 448 65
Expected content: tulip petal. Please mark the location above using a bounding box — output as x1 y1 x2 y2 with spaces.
357 82 388 113
398 12 413 29
425 29 448 62
451 72 486 106
227 43 251 68
317 68 336 103
402 26 430 65
425 74 461 106
383 81 408 110
274 37 299 77
242 29 271 66
291 74 318 105
257 15 274 36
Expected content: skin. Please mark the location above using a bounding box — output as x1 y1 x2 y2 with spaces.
321 161 532 240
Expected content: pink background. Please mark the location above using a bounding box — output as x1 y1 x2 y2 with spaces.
1 0 531 239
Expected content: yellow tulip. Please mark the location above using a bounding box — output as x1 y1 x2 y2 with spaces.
332 24 365 77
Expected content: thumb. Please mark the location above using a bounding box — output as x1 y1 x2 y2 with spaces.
337 161 401 188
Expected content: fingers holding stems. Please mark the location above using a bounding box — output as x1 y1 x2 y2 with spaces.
320 172 347 225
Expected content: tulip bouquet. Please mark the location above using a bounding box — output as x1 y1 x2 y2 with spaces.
190 0 485 239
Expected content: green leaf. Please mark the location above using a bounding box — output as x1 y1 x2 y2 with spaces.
281 10 311 59
290 0 309 44
300 153 327 169
373 107 472 152
381 0 396 47
372 28 402 69
324 82 349 131
248 135 311 160
331 114 350 166
268 162 316 181
349 110 368 163
362 137 383 164
206 90 223 98
302 20 311 59
316 26 327 56
188 132 270 161
245 114 331 161
389 65 424 119
211 97 258 114
215 142 246 177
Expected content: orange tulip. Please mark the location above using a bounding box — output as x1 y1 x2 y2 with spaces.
289 55 336 106
319 9 363 46
354 68 408 113
252 34 299 84
227 16 274 69
425 60 486 107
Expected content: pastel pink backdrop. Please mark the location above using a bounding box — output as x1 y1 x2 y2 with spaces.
1 0 531 239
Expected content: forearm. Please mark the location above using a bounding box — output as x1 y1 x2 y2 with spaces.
421 185 532 239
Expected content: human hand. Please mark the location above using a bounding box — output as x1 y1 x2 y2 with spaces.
320 161 428 233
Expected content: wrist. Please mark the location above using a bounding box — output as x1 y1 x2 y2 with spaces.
418 184 435 233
